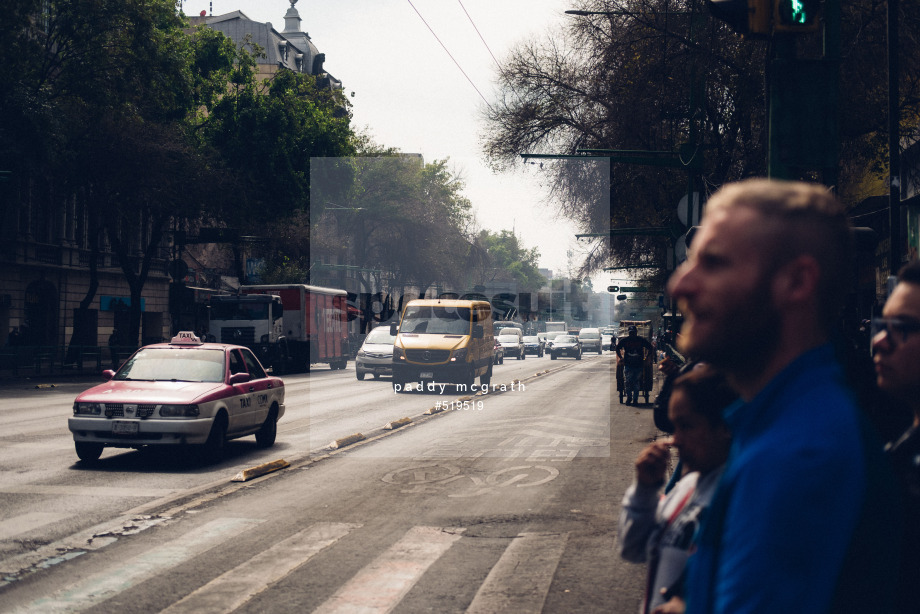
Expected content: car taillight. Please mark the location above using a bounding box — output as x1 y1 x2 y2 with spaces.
159 404 200 418
73 402 102 415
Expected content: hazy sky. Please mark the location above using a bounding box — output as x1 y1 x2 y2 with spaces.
184 0 614 285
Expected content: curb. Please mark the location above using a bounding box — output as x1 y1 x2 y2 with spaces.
327 433 366 449
230 458 290 482
384 417 412 430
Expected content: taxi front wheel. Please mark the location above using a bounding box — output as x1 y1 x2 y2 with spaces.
202 415 227 461
256 407 278 448
75 442 103 463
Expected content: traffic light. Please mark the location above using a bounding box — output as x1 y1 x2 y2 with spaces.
607 285 619 293
773 0 821 32
708 0 820 35
707 0 771 36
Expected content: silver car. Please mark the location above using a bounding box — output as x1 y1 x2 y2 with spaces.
356 326 397 380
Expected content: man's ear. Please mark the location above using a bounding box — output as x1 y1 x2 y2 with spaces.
772 254 820 305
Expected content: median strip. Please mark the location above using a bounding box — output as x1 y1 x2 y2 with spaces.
327 433 366 449
230 459 290 482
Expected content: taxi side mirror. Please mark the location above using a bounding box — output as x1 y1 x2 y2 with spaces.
229 372 252 385
102 369 115 381
472 324 484 339
389 322 398 336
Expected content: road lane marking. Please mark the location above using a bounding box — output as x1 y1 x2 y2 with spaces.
466 532 569 614
13 517 263 613
312 525 464 614
161 522 360 614
0 512 70 540
0 485 178 498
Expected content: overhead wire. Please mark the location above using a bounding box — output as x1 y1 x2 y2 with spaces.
406 0 493 109
457 0 503 72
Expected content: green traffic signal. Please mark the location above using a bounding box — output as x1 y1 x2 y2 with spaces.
785 0 807 23
774 0 820 32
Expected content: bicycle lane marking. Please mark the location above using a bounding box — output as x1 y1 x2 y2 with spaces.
381 464 559 497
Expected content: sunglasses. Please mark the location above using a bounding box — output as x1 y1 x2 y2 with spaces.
871 318 920 346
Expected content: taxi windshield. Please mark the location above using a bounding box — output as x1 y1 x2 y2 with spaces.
115 348 226 383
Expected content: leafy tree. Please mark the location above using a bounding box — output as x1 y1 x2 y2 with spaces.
199 49 356 225
473 229 545 292
310 152 478 320
1 2 358 348
1 0 223 347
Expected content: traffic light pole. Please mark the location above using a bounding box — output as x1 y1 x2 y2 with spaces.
766 0 840 182
888 0 902 271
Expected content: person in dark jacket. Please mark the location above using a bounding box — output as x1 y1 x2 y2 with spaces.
617 326 653 405
872 258 920 613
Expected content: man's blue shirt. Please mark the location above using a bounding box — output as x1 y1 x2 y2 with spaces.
685 344 899 614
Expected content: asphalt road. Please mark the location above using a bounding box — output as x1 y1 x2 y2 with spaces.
0 352 664 613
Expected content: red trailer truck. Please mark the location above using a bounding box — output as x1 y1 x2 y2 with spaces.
209 284 349 374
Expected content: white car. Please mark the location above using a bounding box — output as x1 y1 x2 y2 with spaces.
355 326 396 380
69 332 285 463
578 327 603 354
497 333 526 360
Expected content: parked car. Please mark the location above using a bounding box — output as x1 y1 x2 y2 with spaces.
355 325 397 380
523 335 544 357
68 332 285 463
578 327 603 354
493 339 505 365
550 334 582 360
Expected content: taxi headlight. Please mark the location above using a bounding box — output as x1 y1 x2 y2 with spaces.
159 404 200 418
73 402 102 415
393 346 406 361
451 348 468 362
356 349 366 357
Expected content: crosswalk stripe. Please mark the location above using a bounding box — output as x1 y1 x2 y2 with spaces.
0 512 71 541
160 522 360 614
14 517 263 614
466 532 569 614
312 525 465 614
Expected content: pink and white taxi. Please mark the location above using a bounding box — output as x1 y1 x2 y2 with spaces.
69 332 285 462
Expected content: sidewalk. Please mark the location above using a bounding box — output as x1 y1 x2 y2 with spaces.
0 345 127 383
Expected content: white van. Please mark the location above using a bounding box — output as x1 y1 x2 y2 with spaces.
390 299 494 391
578 327 603 354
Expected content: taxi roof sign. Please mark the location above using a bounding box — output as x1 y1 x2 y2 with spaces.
170 331 203 345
